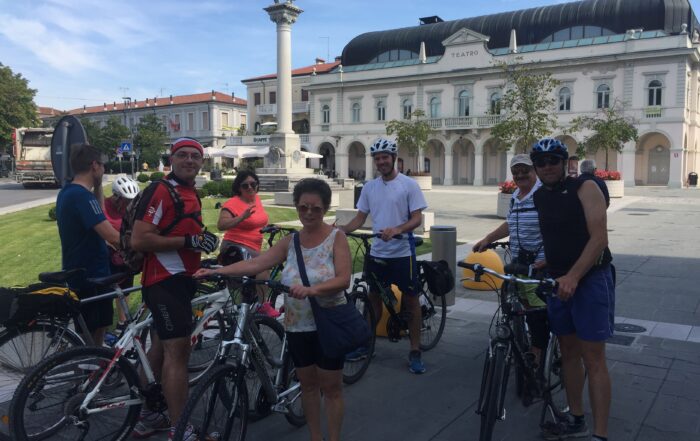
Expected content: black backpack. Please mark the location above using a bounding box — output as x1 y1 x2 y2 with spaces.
119 179 203 272
420 260 455 296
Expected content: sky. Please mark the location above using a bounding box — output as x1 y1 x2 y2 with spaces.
2 0 700 111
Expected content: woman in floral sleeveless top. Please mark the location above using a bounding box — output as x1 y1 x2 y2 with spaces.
195 178 351 441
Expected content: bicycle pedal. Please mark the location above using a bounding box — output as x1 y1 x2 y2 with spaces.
272 402 288 413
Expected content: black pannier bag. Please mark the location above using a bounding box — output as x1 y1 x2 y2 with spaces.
0 283 80 326
420 260 455 296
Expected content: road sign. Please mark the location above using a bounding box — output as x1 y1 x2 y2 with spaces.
120 142 132 153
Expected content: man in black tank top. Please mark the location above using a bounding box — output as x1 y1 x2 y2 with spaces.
530 138 614 441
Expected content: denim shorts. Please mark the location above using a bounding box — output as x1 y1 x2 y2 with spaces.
547 265 615 342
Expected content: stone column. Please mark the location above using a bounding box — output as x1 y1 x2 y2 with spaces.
669 147 685 188
365 152 373 181
621 141 636 187
443 148 454 185
474 141 485 186
505 146 515 181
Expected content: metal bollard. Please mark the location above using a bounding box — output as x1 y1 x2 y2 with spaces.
429 225 457 306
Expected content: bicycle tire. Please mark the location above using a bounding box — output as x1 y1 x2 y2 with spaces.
247 315 285 421
172 363 248 441
188 310 228 385
418 281 446 351
342 290 377 385
479 344 509 441
511 315 528 399
0 320 84 437
540 335 569 427
10 346 141 441
282 351 306 427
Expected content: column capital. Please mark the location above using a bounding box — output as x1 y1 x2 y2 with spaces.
265 2 303 25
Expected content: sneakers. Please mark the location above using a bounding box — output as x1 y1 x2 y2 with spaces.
131 410 170 438
258 301 281 318
345 346 370 362
541 413 589 440
408 350 426 374
169 424 220 441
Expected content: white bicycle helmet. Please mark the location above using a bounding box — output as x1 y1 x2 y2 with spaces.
369 138 398 156
112 176 140 200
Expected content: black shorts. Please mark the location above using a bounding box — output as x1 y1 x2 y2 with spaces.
142 274 196 340
367 255 419 296
286 331 344 371
76 285 114 333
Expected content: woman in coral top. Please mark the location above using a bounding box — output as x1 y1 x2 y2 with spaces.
217 170 278 317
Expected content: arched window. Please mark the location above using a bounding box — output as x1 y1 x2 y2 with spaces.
490 92 502 114
376 100 386 121
559 87 571 111
322 104 330 124
648 80 662 106
596 84 610 109
429 97 440 118
351 102 361 123
458 90 470 116
402 99 413 119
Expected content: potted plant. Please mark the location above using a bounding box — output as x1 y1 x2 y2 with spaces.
497 180 517 218
595 169 624 198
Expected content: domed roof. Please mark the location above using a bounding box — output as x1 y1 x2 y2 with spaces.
341 0 698 66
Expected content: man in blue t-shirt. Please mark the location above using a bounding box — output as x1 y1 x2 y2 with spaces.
56 143 120 345
340 138 429 374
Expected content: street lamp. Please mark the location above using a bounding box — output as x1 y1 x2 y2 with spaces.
122 97 133 175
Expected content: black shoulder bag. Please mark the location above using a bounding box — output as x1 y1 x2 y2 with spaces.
293 232 371 359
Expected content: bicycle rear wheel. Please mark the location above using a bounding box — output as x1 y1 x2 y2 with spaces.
540 334 569 427
511 314 528 399
342 290 377 385
10 346 141 441
173 364 248 441
479 344 510 441
282 352 305 427
247 315 284 421
418 280 446 351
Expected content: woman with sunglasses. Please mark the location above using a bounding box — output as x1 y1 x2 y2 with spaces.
217 170 278 317
197 178 352 441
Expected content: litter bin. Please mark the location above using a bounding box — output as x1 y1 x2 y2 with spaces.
430 225 457 306
210 168 222 181
689 172 698 187
354 182 364 208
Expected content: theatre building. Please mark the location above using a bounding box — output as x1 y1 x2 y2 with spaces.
248 0 700 187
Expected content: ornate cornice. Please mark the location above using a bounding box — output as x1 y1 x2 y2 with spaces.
264 1 303 25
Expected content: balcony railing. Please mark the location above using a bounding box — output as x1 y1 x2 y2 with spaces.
644 106 663 118
256 102 310 116
428 114 503 130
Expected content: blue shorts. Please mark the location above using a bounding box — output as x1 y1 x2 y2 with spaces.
367 255 419 296
547 266 615 342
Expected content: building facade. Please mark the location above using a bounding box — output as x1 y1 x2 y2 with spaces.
265 0 699 187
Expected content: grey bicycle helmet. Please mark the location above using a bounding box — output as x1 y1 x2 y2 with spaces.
369 138 398 156
112 176 140 200
530 138 568 161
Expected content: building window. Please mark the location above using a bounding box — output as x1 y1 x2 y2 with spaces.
322 104 330 124
202 111 210 130
369 49 418 63
301 89 309 102
221 112 229 129
351 102 361 123
429 97 440 118
596 84 610 109
402 98 413 119
376 100 386 121
254 93 261 106
647 80 662 106
270 91 276 105
490 92 501 114
559 87 571 111
161 115 168 132
187 112 194 131
458 90 470 116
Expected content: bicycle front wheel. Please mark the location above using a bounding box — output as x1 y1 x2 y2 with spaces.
10 346 141 441
189 310 227 385
342 290 377 385
173 364 248 441
479 344 510 441
418 283 446 351
247 315 284 421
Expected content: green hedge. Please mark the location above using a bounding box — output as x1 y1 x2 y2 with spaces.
202 180 234 198
48 206 57 221
149 172 165 181
136 173 150 183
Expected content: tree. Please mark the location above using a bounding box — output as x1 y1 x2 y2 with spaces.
95 116 131 158
385 109 434 173
569 100 638 170
134 114 168 167
490 59 560 153
80 118 103 150
0 64 39 151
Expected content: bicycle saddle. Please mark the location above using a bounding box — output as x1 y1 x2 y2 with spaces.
39 268 86 285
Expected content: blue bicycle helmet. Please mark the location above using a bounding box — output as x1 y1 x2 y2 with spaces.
530 138 568 161
369 138 398 156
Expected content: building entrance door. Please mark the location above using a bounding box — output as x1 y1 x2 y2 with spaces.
647 146 670 185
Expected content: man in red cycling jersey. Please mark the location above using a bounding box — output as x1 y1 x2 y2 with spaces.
130 138 218 440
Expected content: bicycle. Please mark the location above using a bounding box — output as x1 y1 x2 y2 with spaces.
458 261 566 441
342 232 447 385
172 275 304 441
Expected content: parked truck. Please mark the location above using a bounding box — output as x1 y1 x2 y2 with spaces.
12 127 57 187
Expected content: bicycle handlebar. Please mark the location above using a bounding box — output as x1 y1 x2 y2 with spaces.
458 261 556 288
346 232 404 240
485 241 509 250
260 225 297 234
197 274 290 293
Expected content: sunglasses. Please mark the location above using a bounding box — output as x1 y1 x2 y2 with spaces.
296 204 324 215
173 152 203 160
240 182 258 190
534 156 562 168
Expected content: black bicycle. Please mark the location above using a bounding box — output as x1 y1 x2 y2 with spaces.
459 261 566 441
342 232 447 384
